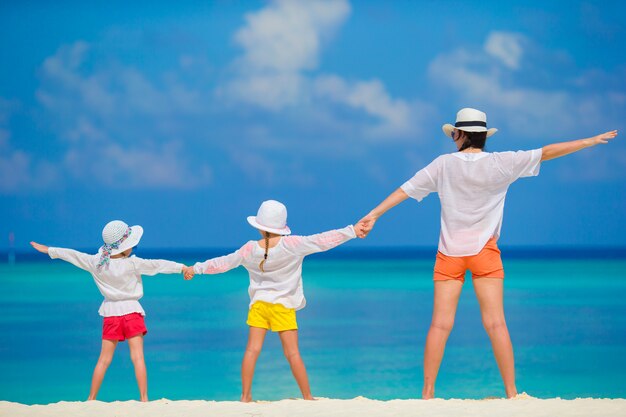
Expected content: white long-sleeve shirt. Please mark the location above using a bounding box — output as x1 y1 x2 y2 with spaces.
193 225 356 310
401 149 542 257
48 247 184 317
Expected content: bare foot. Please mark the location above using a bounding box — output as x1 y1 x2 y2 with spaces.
240 394 253 403
140 397 149 402
422 388 435 399
303 395 315 400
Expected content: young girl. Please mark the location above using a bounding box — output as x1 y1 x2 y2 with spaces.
356 107 618 399
31 220 187 402
183 200 358 402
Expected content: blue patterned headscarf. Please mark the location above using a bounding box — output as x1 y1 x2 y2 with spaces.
97 226 132 270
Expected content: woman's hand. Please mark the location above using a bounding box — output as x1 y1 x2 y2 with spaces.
30 241 49 254
590 130 618 145
356 214 378 238
182 266 195 280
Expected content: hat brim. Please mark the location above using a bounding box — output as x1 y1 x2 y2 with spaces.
247 216 291 235
442 124 498 138
100 225 143 255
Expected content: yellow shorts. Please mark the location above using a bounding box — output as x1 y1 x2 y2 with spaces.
246 301 298 332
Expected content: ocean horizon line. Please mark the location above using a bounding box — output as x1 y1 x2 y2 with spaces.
3 245 626 262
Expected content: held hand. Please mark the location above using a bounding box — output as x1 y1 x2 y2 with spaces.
592 130 618 145
182 266 195 280
354 222 366 239
30 241 49 254
355 214 377 238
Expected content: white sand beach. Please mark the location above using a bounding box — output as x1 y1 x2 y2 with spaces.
2 395 625 417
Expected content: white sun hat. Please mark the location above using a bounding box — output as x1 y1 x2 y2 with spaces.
442 108 498 138
247 200 292 235
100 220 143 255
96 220 143 270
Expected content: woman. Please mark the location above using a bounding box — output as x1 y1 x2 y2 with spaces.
356 108 617 399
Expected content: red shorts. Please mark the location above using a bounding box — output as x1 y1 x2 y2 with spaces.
102 313 147 341
434 238 505 283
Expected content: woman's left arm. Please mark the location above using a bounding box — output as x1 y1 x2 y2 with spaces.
541 130 618 161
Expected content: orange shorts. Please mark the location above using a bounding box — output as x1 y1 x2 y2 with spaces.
433 238 504 283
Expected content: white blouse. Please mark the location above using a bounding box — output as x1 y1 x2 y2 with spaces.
193 226 356 310
48 247 184 317
401 149 542 257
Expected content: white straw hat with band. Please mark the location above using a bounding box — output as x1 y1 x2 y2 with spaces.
97 220 143 269
442 108 498 138
247 200 292 235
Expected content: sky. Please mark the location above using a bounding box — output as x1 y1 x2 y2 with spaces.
1 0 625 251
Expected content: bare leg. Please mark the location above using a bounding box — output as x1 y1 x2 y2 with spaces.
473 278 517 398
127 335 148 402
241 326 267 402
279 330 313 400
88 339 118 400
423 280 463 399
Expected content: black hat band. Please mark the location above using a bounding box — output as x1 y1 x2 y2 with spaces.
455 121 487 128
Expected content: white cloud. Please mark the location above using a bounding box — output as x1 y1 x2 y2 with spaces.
226 0 350 110
64 141 212 189
234 0 350 74
229 149 315 187
37 42 204 126
0 151 59 193
314 75 415 137
428 46 605 137
35 41 213 189
224 73 305 110
224 0 428 140
484 31 524 70
0 97 60 193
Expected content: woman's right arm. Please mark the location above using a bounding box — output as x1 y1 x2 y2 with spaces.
541 130 618 161
356 188 409 238
357 158 439 238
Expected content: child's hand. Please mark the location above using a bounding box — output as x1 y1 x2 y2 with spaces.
355 215 377 238
30 241 49 254
182 266 195 280
354 222 367 239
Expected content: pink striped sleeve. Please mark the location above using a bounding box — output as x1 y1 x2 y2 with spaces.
193 242 253 275
283 226 356 256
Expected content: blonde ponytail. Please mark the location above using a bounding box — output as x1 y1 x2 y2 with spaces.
259 231 270 272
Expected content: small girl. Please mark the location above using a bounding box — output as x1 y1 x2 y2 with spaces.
31 220 187 402
183 200 358 402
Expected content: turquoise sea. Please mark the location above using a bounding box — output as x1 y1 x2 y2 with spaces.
1 248 625 404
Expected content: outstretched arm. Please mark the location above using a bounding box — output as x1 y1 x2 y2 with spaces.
187 246 247 280
131 258 185 276
31 242 49 254
541 130 618 161
32 242 94 271
356 188 409 238
283 226 356 256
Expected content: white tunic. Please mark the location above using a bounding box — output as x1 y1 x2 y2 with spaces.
48 247 184 317
401 150 542 257
193 226 356 310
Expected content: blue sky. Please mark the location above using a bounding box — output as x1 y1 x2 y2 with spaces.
1 0 625 251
